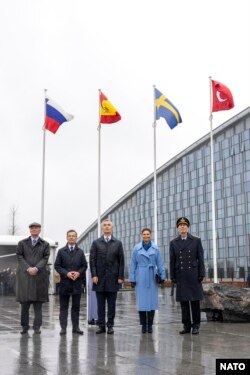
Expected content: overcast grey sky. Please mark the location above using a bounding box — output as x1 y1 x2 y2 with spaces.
1 0 249 248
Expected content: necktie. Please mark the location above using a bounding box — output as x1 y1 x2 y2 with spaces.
32 239 37 247
70 246 74 252
105 237 109 243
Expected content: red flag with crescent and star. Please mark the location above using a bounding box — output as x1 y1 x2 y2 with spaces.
99 92 121 124
211 80 234 112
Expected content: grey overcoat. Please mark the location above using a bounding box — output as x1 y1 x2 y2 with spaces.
16 237 50 303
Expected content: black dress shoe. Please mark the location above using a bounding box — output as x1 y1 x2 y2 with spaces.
60 328 67 335
107 327 114 334
96 327 106 334
20 327 29 334
34 328 41 334
148 325 153 333
72 328 83 335
88 319 97 325
141 325 147 334
179 328 191 334
192 327 199 335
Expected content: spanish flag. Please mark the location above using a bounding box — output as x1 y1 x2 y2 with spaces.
99 92 121 124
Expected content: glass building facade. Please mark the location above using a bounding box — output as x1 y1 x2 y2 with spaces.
78 108 250 279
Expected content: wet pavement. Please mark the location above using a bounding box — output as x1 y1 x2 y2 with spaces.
0 289 249 375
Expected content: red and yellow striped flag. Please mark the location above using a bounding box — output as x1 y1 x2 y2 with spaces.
99 92 121 124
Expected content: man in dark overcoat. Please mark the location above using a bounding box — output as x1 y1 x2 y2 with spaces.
170 217 205 335
90 219 124 334
54 229 87 335
16 222 50 334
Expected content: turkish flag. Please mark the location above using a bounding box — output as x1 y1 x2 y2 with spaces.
212 80 234 112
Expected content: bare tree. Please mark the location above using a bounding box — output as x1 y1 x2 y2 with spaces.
8 205 19 235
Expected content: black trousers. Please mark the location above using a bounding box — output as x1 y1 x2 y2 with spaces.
95 291 117 328
59 294 81 329
139 311 155 327
180 300 200 328
21 302 43 329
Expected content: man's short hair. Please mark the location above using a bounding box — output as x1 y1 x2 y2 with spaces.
101 218 112 225
67 229 77 236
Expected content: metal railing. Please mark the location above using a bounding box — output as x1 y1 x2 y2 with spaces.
206 269 250 283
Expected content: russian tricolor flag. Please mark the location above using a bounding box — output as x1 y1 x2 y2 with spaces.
44 96 74 134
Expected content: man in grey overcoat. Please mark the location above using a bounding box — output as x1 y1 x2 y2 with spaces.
16 222 50 334
170 217 205 335
90 219 124 335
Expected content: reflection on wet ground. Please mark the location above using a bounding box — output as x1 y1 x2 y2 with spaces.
0 289 249 374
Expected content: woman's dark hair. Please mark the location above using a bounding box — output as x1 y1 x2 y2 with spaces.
141 227 151 234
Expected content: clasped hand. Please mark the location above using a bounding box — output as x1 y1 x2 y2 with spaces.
92 277 123 285
27 267 38 276
67 271 80 280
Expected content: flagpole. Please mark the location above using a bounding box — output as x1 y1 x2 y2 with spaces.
97 89 101 237
153 85 158 245
209 77 218 283
41 88 47 237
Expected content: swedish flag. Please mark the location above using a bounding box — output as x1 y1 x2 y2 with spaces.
155 88 182 129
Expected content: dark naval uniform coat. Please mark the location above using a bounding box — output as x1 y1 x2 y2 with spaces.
170 233 205 302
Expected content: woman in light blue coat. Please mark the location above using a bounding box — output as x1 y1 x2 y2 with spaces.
129 228 166 333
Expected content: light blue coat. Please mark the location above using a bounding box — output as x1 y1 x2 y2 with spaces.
129 242 166 311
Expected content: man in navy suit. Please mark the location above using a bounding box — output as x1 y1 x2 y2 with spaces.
170 217 205 335
54 230 87 335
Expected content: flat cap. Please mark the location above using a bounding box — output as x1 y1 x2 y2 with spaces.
176 217 190 228
29 222 41 228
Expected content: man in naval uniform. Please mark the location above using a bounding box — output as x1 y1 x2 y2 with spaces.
170 217 205 335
